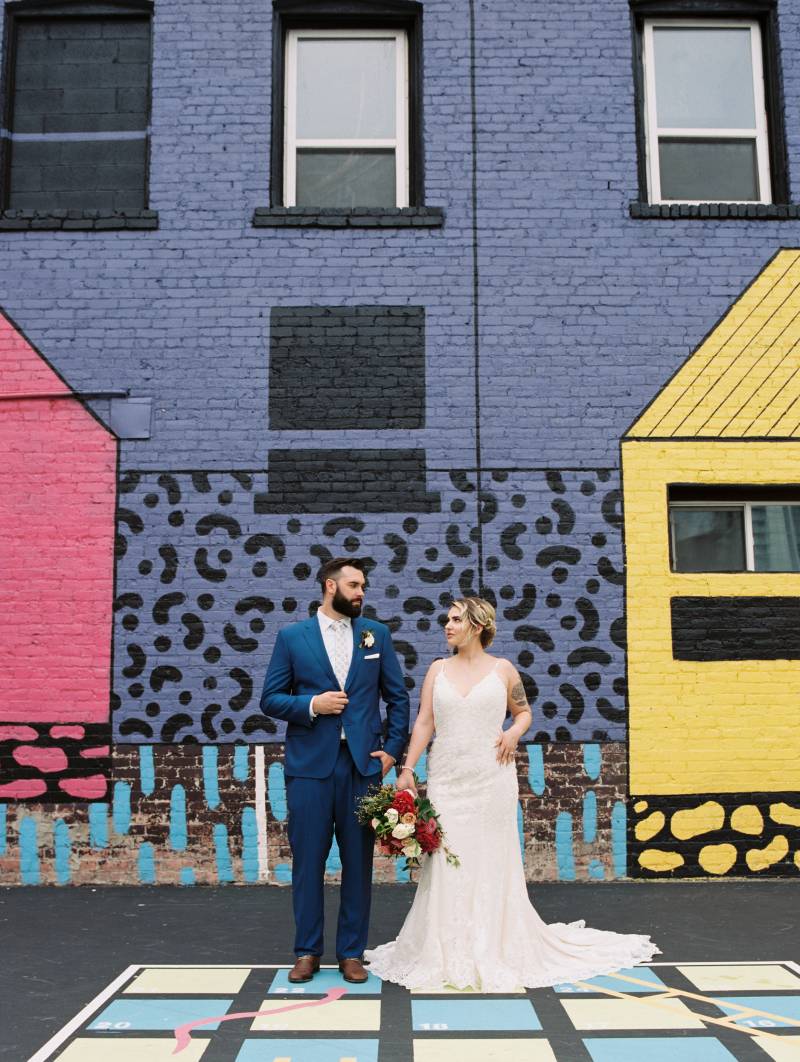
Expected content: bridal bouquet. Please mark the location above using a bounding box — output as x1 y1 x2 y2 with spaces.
356 783 460 871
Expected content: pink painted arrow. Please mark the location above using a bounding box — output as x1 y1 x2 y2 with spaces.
173 986 348 1053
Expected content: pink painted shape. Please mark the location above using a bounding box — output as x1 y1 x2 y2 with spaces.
58 775 107 799
173 987 348 1054
0 315 117 726
80 745 110 758
0 779 47 798
0 725 38 741
13 744 68 772
49 725 85 740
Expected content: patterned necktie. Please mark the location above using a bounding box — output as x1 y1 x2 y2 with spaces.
331 621 350 689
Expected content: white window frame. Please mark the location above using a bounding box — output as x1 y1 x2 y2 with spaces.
283 27 409 208
669 500 800 571
642 19 772 204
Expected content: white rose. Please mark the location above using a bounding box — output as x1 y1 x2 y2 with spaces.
371 818 380 830
402 839 422 859
385 808 399 825
391 823 415 840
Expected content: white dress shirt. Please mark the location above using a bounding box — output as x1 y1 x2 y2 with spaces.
309 611 352 726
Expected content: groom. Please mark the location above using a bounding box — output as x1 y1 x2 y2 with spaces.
260 557 409 983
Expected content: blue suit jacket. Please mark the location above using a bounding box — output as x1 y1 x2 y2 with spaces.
260 615 410 779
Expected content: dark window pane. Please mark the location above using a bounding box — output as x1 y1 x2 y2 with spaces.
658 138 759 201
670 507 746 571
752 506 800 571
295 150 395 207
7 15 150 208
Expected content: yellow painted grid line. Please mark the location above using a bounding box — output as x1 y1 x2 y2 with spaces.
569 970 800 1045
642 251 800 438
675 273 800 437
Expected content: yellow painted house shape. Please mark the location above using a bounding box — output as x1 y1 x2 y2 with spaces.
623 249 800 800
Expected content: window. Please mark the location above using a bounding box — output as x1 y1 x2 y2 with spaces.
631 1 789 208
271 0 423 210
642 21 770 203
284 29 408 208
669 491 800 572
1 2 152 212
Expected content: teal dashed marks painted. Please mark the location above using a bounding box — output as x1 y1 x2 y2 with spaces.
555 812 576 881
325 833 342 876
273 863 292 884
113 782 131 835
383 764 397 786
88 803 108 849
19 817 39 885
170 785 187 851
241 807 259 883
268 761 287 822
54 819 71 884
180 867 196 886
583 791 598 844
611 800 627 878
527 744 545 795
233 745 249 782
138 842 155 884
203 746 220 810
414 751 427 783
588 859 605 880
0 804 6 856
139 746 155 795
213 823 233 882
395 857 410 883
517 799 525 857
583 743 602 781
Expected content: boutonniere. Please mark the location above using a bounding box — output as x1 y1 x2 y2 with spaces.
360 629 375 650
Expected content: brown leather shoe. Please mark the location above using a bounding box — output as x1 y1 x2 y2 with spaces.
338 957 368 983
288 955 320 983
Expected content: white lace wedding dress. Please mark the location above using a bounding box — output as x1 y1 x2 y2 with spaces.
364 661 659 991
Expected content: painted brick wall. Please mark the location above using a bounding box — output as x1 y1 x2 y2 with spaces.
1 0 800 882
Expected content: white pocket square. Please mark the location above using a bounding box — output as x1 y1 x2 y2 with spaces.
364 652 380 659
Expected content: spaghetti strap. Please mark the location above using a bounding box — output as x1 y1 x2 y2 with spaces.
439 659 447 676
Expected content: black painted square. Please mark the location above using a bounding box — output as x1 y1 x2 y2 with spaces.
269 306 425 430
671 596 800 660
256 448 439 512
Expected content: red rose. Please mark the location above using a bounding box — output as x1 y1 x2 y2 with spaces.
391 789 415 815
417 817 441 854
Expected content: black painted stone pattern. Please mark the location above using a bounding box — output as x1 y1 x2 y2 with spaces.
630 201 800 220
112 468 626 744
671 596 800 660
252 207 445 228
269 306 426 430
8 15 150 211
0 208 158 231
0 723 110 802
257 449 440 514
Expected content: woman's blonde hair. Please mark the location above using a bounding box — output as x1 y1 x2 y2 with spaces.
451 596 497 648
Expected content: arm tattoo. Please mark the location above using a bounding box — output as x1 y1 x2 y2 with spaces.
510 681 528 707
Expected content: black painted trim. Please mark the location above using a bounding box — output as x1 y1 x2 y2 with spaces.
252 206 443 228
669 483 800 501
0 209 159 230
671 595 800 659
630 202 800 219
629 0 790 206
1 0 154 212
270 0 424 209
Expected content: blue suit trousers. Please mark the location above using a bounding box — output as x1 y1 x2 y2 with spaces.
286 743 376 959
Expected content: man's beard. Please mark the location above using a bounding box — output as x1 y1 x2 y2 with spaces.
333 587 362 618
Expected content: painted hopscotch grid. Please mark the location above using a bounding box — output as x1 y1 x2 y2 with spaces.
28 961 800 1061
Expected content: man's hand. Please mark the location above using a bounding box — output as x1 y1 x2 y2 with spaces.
314 691 348 715
370 750 396 777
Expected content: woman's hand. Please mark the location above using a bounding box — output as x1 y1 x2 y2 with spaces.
495 729 519 766
396 767 418 795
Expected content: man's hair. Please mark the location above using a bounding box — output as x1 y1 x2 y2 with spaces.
317 556 366 595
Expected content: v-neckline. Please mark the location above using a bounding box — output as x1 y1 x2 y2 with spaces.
438 667 500 700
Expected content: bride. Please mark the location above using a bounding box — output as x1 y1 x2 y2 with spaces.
364 596 659 992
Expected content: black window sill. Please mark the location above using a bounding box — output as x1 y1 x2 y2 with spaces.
630 201 800 220
0 209 159 232
251 206 445 229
